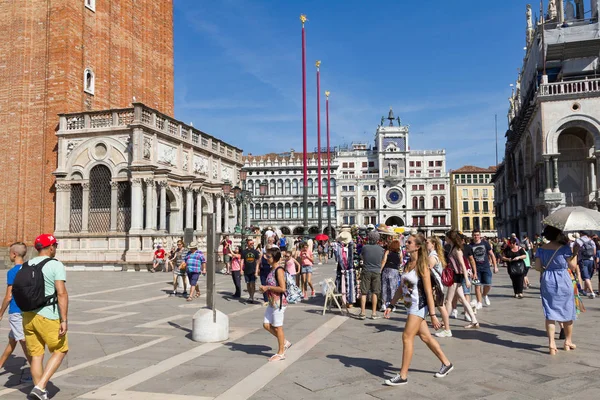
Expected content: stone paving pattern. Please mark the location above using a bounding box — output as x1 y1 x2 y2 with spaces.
0 260 598 399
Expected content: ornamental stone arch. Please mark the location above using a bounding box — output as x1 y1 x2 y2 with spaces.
65 137 129 179
546 114 600 155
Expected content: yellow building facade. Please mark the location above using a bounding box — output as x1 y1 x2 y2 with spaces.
450 166 497 237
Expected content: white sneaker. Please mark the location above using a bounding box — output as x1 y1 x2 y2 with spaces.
434 330 453 338
464 313 472 322
589 292 596 299
470 299 477 307
380 305 387 312
450 309 458 319
484 296 491 306
476 302 483 310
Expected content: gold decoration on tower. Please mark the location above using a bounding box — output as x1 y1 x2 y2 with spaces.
300 14 308 25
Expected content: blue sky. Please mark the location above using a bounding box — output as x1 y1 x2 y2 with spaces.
173 0 533 170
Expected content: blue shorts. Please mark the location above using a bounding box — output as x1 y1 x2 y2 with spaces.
478 267 492 286
580 259 595 280
187 272 200 286
302 266 313 274
244 273 256 283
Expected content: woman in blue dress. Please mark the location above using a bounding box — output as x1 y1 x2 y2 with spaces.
534 225 578 355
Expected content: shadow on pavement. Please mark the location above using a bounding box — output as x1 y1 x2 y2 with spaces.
168 321 192 334
451 327 546 353
223 342 272 357
327 354 396 378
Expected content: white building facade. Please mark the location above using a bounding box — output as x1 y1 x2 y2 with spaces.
494 2 600 238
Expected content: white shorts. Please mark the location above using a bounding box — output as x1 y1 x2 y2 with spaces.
263 305 286 327
8 313 25 341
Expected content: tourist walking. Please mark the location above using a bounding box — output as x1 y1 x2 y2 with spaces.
241 239 260 303
358 231 385 320
335 231 357 307
380 239 401 312
259 247 291 362
470 230 498 308
534 225 578 355
444 230 479 328
300 242 315 300
221 235 233 275
285 251 300 286
171 240 189 297
179 242 206 301
502 238 527 298
231 247 242 298
383 234 453 386
427 237 452 338
575 232 596 298
14 234 68 400
0 242 32 374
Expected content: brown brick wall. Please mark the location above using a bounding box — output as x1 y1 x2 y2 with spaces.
0 0 174 246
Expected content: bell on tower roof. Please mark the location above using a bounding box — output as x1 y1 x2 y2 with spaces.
387 107 395 126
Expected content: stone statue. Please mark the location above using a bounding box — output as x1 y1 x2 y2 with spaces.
212 163 218 179
566 0 575 20
547 0 557 20
526 4 534 45
380 116 385 126
183 153 189 171
143 137 151 160
66 141 75 157
396 116 401 126
508 95 515 121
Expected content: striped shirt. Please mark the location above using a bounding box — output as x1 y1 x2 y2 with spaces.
184 250 206 273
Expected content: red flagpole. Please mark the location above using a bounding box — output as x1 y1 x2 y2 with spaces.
301 15 308 234
326 91 331 234
316 61 322 233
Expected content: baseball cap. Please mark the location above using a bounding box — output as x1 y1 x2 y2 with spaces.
34 234 58 250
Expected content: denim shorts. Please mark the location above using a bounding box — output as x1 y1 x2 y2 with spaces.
244 273 256 283
301 265 313 274
580 259 595 280
478 267 492 286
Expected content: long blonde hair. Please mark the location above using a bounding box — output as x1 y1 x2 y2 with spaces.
428 236 447 268
408 234 430 279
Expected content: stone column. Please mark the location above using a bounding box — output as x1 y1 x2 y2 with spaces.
55 183 71 233
544 156 552 192
175 187 184 234
246 203 251 229
186 187 194 230
590 160 597 193
196 190 203 232
144 179 155 231
130 178 143 231
552 156 560 193
223 197 230 233
557 0 565 24
158 181 167 232
525 178 532 205
215 194 222 233
110 181 119 232
81 182 90 233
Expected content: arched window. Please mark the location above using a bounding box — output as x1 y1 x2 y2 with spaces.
440 196 446 209
263 204 269 219
269 180 276 195
308 179 313 195
331 178 337 194
412 196 418 209
270 203 276 219
292 203 299 218
248 180 254 194
70 184 83 233
89 165 111 232
343 197 349 210
284 179 291 195
364 197 370 209
419 196 425 209
116 181 131 232
330 202 337 218
322 178 327 195
433 196 439 209
84 68 95 95
285 203 291 219
277 203 283 219
349 197 355 210
292 179 299 195
370 197 376 209
277 180 283 195
307 202 314 219
250 204 255 219
299 203 304 218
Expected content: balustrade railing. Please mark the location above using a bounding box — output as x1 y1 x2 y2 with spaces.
539 78 600 97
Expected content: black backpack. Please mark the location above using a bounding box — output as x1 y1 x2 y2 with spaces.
12 258 57 312
580 240 596 258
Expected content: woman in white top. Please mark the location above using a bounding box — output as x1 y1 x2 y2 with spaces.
383 234 453 386
427 236 452 338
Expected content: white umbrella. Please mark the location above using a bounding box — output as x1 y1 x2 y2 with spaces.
542 206 600 232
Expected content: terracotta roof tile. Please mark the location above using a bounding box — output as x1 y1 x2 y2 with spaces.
451 165 498 174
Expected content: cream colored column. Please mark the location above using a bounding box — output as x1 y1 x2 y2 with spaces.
130 178 144 232
215 194 222 233
55 183 71 233
196 190 203 232
186 187 194 229
110 181 119 232
144 178 155 231
223 197 230 233
158 181 167 232
81 182 90 233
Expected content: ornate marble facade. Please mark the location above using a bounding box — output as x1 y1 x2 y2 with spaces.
54 103 243 267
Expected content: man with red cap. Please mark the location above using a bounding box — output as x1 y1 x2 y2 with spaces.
22 234 69 400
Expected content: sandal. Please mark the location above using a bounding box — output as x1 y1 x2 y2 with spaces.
564 343 577 351
268 353 286 362
464 323 480 329
357 313 366 320
194 292 201 298
186 297 193 302
284 340 292 352
549 346 557 355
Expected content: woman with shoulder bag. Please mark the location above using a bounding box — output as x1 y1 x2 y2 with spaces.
383 234 453 386
427 236 452 338
502 238 527 298
534 225 579 355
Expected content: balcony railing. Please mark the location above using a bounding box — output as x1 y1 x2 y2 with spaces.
338 174 379 180
539 78 600 98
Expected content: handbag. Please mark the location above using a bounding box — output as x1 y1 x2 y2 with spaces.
508 260 526 275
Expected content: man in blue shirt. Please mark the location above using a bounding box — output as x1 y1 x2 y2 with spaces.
0 242 32 370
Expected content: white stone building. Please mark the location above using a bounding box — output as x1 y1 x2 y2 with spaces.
243 151 339 236
54 103 243 269
494 2 600 238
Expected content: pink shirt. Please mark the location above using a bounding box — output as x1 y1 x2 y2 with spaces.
301 252 312 266
286 259 296 275
231 256 241 271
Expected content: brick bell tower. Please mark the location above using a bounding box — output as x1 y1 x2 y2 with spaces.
0 0 174 248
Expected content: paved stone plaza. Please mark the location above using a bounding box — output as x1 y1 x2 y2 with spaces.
0 262 598 400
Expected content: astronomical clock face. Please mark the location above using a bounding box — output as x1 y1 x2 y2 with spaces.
386 188 403 205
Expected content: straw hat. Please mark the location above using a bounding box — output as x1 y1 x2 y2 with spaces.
337 231 353 245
